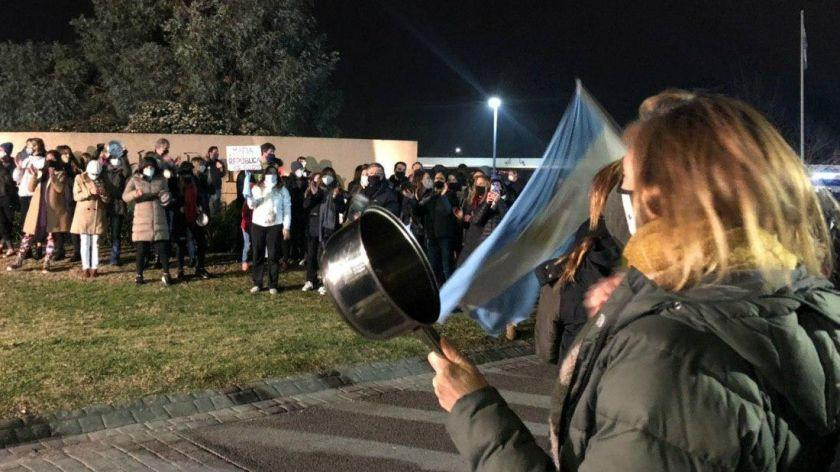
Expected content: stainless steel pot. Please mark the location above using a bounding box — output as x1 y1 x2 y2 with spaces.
321 206 442 353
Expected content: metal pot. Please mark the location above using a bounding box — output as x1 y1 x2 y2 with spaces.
321 206 442 353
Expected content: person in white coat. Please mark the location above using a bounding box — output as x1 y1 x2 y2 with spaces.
243 166 291 295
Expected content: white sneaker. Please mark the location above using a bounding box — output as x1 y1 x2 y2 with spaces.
317 286 327 296
250 286 260 294
301 281 314 292
269 288 278 295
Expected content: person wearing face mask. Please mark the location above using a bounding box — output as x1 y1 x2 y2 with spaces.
170 162 211 280
400 170 432 248
361 163 399 216
287 158 310 263
388 161 409 189
100 141 131 266
0 142 16 257
301 169 348 294
123 154 173 286
13 138 46 260
7 149 70 273
457 175 509 266
413 171 459 284
347 164 368 197
54 145 83 262
204 146 226 217
243 166 291 295
259 142 281 168
71 160 109 278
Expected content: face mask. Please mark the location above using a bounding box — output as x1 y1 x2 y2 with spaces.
395 171 406 179
322 175 334 186
142 167 155 179
368 175 382 186
620 191 636 235
295 168 304 178
267 152 276 161
33 158 45 170
422 179 433 190
434 181 445 190
475 186 487 197
360 175 369 188
264 175 277 188
109 158 120 167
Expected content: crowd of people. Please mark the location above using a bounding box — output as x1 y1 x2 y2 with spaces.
0 136 528 296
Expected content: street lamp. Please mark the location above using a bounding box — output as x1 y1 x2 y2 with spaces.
454 147 462 155
487 96 501 171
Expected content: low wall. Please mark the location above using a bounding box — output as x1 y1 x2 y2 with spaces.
0 132 418 201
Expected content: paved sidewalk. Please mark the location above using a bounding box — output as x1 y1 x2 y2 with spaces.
0 353 557 471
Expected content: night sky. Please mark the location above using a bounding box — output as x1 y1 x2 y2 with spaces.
2 0 838 157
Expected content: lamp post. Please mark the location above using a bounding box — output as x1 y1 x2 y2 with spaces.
454 147 462 157
487 96 501 171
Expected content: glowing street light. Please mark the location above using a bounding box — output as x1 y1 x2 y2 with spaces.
487 96 502 171
455 147 462 155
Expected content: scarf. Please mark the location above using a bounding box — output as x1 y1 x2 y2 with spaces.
623 219 798 288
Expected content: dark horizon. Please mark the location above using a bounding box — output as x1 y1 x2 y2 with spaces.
1 0 838 158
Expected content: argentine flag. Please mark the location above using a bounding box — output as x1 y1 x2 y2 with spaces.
438 81 626 334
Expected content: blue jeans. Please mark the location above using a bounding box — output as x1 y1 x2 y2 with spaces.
241 227 251 263
426 237 454 284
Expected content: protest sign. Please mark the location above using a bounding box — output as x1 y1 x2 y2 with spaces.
226 146 262 171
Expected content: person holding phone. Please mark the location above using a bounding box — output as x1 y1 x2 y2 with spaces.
458 175 508 265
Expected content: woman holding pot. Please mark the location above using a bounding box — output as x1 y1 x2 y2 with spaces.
123 153 173 286
429 94 840 470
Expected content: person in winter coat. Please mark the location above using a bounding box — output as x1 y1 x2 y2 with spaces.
53 145 83 262
533 160 627 364
0 142 16 257
204 146 226 217
7 149 70 273
71 160 109 278
360 163 399 216
287 159 309 263
412 171 459 284
301 168 348 294
457 174 508 265
429 93 840 471
12 138 45 260
101 141 131 266
169 162 210 280
243 166 291 295
123 154 173 286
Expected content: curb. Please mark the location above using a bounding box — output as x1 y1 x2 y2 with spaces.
0 341 534 449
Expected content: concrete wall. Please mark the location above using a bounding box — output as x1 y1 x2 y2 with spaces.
0 132 418 201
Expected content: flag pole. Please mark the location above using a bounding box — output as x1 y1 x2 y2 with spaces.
800 9 805 161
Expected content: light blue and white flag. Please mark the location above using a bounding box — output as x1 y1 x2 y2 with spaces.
438 81 626 334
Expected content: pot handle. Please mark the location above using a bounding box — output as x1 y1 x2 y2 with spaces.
416 325 443 355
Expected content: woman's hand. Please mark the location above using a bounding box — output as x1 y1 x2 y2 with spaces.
583 274 625 318
428 338 488 412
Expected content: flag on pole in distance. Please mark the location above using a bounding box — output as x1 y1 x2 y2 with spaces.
438 80 626 334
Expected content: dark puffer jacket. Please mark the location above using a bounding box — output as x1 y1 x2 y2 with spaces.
533 219 622 364
458 200 508 265
447 268 840 471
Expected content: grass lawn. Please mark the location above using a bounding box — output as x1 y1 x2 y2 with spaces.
0 253 526 419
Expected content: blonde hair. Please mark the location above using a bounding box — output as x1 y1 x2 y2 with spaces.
630 93 830 289
555 160 624 285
